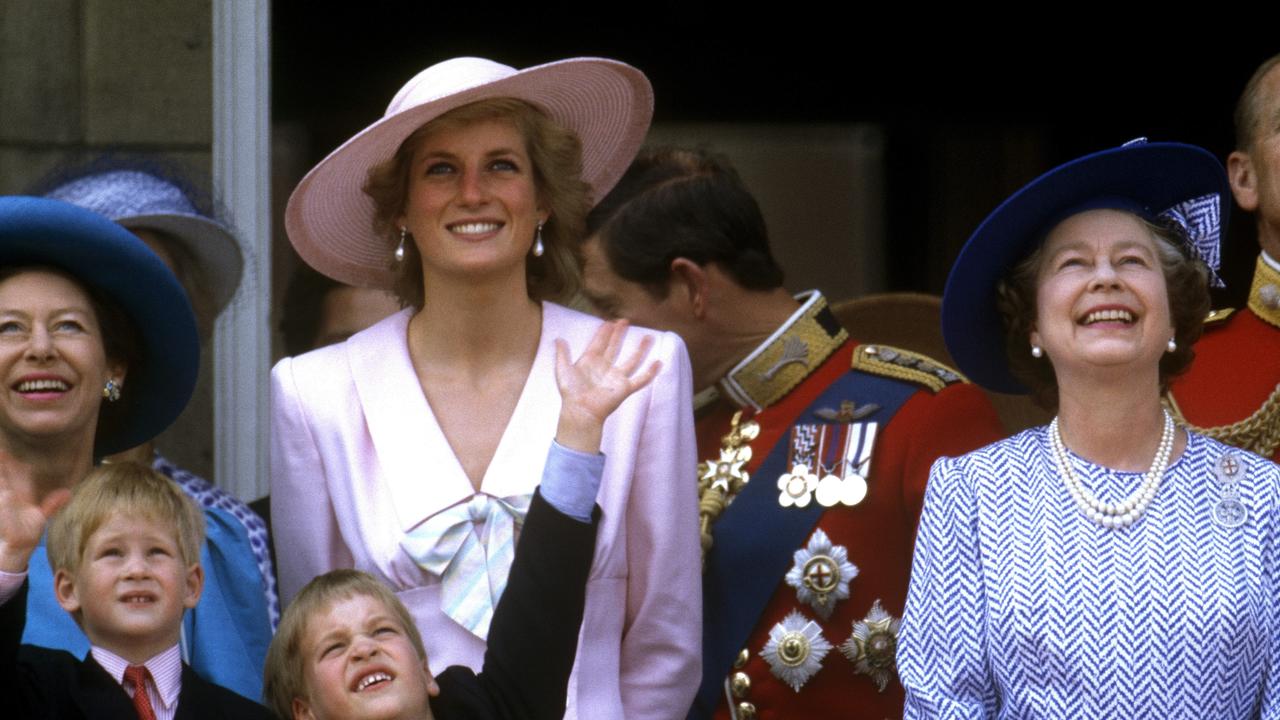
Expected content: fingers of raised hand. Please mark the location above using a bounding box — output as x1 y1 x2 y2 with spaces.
583 318 626 361
616 333 654 381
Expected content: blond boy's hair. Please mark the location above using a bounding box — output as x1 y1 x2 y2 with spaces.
46 461 205 575
264 569 426 720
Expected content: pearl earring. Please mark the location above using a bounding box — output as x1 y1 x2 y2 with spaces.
532 222 545 258
394 228 407 263
1031 345 1043 359
1166 337 1177 353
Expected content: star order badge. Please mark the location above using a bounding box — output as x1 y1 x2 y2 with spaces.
697 412 760 561
839 599 901 692
784 528 858 619
701 446 751 495
761 611 832 692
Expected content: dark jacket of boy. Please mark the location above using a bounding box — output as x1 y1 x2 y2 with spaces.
0 580 273 720
429 492 601 720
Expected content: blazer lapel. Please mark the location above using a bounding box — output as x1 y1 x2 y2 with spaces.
75 656 138 720
348 310 474 533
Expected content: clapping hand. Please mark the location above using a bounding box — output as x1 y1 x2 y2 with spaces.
0 456 71 574
554 320 661 454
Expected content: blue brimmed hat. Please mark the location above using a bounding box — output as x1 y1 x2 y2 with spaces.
941 140 1229 394
0 196 200 455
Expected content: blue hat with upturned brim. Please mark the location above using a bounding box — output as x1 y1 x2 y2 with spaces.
941 141 1229 394
0 196 199 455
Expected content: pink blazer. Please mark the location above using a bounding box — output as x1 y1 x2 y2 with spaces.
270 303 701 720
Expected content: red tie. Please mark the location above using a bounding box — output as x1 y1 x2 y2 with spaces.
123 665 157 720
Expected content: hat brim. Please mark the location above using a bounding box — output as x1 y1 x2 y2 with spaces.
941 142 1229 394
285 57 654 289
119 213 244 314
0 197 200 455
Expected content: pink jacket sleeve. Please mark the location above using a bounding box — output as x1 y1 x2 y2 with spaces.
270 356 355 603
618 332 702 718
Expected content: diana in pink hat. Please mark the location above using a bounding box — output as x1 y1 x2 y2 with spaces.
272 57 701 719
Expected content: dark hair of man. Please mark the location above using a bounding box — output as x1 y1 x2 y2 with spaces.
1234 53 1280 151
585 147 784 297
279 262 341 357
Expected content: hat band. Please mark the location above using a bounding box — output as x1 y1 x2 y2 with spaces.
1040 193 1224 287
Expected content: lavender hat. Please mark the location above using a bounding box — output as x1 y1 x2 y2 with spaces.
45 170 244 314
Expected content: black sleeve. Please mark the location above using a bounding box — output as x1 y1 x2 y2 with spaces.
0 579 28 682
0 580 60 718
430 490 599 720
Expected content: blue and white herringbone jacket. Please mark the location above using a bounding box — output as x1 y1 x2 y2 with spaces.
899 428 1280 719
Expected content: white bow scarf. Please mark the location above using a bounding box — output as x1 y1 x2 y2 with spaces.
400 492 533 639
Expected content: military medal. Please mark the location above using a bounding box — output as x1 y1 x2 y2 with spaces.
780 422 877 508
1211 451 1248 529
778 425 819 507
778 463 818 507
761 611 832 692
703 446 752 495
839 599 901 692
785 528 858 619
698 412 760 561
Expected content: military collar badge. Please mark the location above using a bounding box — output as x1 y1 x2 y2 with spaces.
720 291 848 411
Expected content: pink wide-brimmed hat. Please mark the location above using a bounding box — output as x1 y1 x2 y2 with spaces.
285 56 654 289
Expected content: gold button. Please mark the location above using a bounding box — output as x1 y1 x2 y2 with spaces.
734 647 749 669
730 671 751 698
736 701 757 720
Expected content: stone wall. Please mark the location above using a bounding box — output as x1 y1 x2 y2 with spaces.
0 0 217 479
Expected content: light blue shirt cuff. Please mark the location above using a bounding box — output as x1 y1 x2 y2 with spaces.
539 440 604 523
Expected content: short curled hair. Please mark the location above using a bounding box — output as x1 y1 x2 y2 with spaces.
364 98 589 308
264 569 426 720
585 146 784 298
996 213 1210 410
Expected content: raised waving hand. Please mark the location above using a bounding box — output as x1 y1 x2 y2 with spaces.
553 320 661 454
0 457 71 574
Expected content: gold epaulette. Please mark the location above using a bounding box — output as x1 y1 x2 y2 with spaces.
1204 307 1235 326
852 344 968 394
1248 254 1280 329
1165 389 1280 459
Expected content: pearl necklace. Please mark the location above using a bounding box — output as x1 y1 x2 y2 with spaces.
1048 410 1175 529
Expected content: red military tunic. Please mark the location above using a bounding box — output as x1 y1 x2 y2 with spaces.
695 292 1004 720
1168 253 1280 462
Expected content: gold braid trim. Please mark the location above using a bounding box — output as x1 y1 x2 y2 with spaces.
1248 254 1280 330
851 345 969 394
1165 385 1280 459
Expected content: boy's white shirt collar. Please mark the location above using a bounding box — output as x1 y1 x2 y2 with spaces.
92 643 184 712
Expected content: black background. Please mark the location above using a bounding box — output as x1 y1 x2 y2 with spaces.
274 5 1277 305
